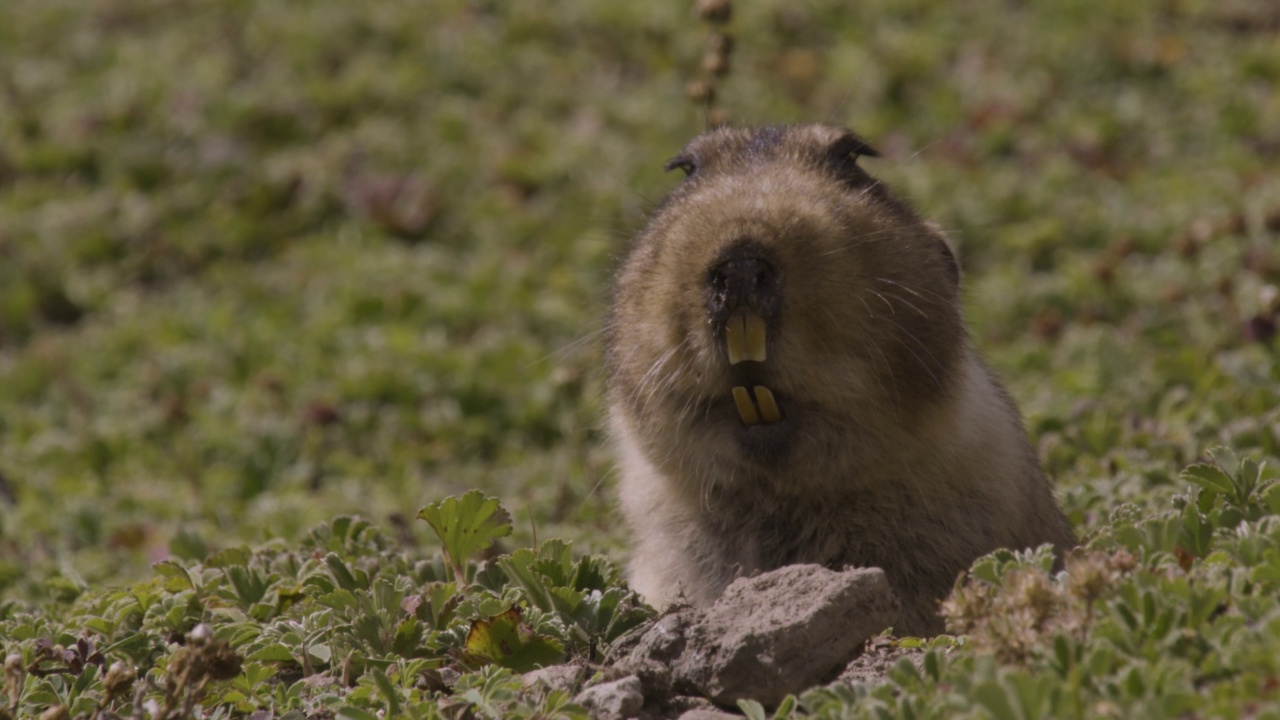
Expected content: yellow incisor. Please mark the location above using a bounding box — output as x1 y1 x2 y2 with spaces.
731 386 760 425
732 385 782 426
725 310 767 365
754 386 782 423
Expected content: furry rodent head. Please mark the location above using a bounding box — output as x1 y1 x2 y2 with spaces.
606 124 966 477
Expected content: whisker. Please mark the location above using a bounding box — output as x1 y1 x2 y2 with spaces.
533 327 606 368
874 277 927 300
897 137 947 166
818 226 970 258
877 315 944 389
874 289 929 319
870 290 896 315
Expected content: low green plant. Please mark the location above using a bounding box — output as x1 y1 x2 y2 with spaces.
781 449 1280 719
0 494 644 717
418 490 514 585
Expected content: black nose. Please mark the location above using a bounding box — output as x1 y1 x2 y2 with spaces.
706 253 781 321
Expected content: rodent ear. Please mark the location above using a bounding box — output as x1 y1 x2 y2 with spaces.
663 153 697 177
828 132 881 164
925 221 962 286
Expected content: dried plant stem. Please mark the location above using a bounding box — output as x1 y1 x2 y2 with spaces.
687 0 735 126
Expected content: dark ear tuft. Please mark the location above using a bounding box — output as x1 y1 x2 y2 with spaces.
926 222 961 286
825 132 881 186
829 132 881 163
938 238 961 286
663 153 697 177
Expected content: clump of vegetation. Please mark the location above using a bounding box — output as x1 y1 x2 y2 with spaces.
791 452 1280 718
1 496 650 717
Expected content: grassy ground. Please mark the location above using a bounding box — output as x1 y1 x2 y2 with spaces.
1 0 1279 717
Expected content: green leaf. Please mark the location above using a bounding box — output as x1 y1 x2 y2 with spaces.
463 606 565 672
968 555 1001 584
354 614 390 654
325 553 366 591
153 560 194 591
370 668 402 717
497 548 557 612
1196 487 1218 514
1249 549 1280 584
418 491 513 583
1177 504 1214 558
924 649 941 681
1051 634 1073 679
392 617 423 657
1008 672 1055 717
226 565 271 607
1206 446 1240 475
737 699 767 720
247 644 297 663
1181 463 1234 496
82 617 116 636
205 546 252 569
1264 484 1280 515
1237 458 1261 499
236 662 278 688
972 680 1018 720
421 582 461 630
71 663 99 698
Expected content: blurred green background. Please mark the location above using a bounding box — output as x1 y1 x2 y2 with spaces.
1 0 1278 605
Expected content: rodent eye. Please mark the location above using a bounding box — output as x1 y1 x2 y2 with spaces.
663 154 697 177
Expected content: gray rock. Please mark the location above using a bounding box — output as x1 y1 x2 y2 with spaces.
619 565 898 708
839 635 922 686
574 675 645 720
677 709 743 720
522 663 586 694
617 612 691 698
658 694 725 720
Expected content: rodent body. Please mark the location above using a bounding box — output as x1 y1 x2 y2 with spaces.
605 124 1075 636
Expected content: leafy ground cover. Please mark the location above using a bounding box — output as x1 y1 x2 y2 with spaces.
1 0 1279 716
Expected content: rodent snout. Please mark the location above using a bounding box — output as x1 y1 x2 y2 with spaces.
705 252 781 325
705 247 784 426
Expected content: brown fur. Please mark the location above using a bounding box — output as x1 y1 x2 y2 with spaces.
605 124 1075 636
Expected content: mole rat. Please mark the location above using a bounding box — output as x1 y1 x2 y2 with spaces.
604 123 1075 635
